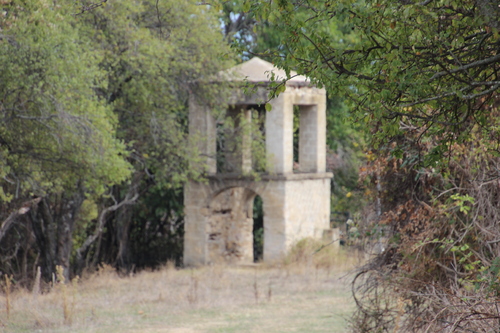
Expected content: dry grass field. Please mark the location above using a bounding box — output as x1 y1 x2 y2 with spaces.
0 241 363 333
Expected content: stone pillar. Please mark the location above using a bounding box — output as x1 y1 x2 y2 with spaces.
266 92 294 174
299 104 326 172
241 108 252 174
189 96 216 174
261 181 287 262
183 181 209 266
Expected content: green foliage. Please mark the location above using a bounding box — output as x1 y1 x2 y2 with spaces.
0 0 236 279
240 0 500 166
479 257 500 294
450 193 475 215
0 0 132 200
79 0 233 188
326 97 366 212
220 1 367 213
129 186 185 267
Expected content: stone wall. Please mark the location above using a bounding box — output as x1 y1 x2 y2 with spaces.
283 177 331 249
207 187 254 264
183 173 332 266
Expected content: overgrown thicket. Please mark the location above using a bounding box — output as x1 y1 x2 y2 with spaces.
353 116 500 332
0 0 232 284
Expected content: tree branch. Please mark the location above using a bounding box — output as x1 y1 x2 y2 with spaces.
0 197 42 243
300 31 385 83
155 0 164 39
429 54 500 82
75 0 108 16
74 192 139 263
399 84 499 108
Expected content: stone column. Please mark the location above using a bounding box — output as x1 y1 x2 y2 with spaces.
261 181 287 262
241 108 252 174
189 95 216 174
266 92 294 174
183 181 209 266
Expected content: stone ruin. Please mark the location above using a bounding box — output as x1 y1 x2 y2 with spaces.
184 57 333 265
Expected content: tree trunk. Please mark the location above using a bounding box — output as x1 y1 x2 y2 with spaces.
30 191 84 282
74 191 138 275
30 202 54 282
0 198 41 243
116 205 133 272
40 198 57 274
56 191 84 282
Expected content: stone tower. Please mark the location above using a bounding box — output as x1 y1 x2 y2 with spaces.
184 57 333 265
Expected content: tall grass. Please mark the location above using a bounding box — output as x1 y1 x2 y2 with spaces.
0 238 362 332
284 237 364 271
4 275 11 321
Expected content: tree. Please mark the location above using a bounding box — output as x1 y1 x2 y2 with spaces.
241 0 500 331
0 0 234 281
243 0 500 161
0 0 132 282
73 0 233 272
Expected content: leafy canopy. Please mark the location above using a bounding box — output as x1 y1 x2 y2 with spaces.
0 0 131 201
241 0 500 165
79 0 233 188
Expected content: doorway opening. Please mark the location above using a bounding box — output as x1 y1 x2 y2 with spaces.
253 195 264 262
293 105 300 172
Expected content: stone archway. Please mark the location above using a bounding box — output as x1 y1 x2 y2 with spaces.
206 187 259 264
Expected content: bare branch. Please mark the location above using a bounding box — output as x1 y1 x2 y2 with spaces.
74 192 139 263
470 81 500 86
399 84 499 108
155 0 164 39
75 0 108 16
0 197 41 243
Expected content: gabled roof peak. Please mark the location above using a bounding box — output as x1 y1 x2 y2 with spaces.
223 57 309 86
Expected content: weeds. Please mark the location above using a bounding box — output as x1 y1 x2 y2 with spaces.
1 240 359 332
253 270 259 304
186 270 198 305
4 274 11 320
55 265 79 326
284 237 363 272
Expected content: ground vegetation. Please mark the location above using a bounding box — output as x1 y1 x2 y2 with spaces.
1 240 359 332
